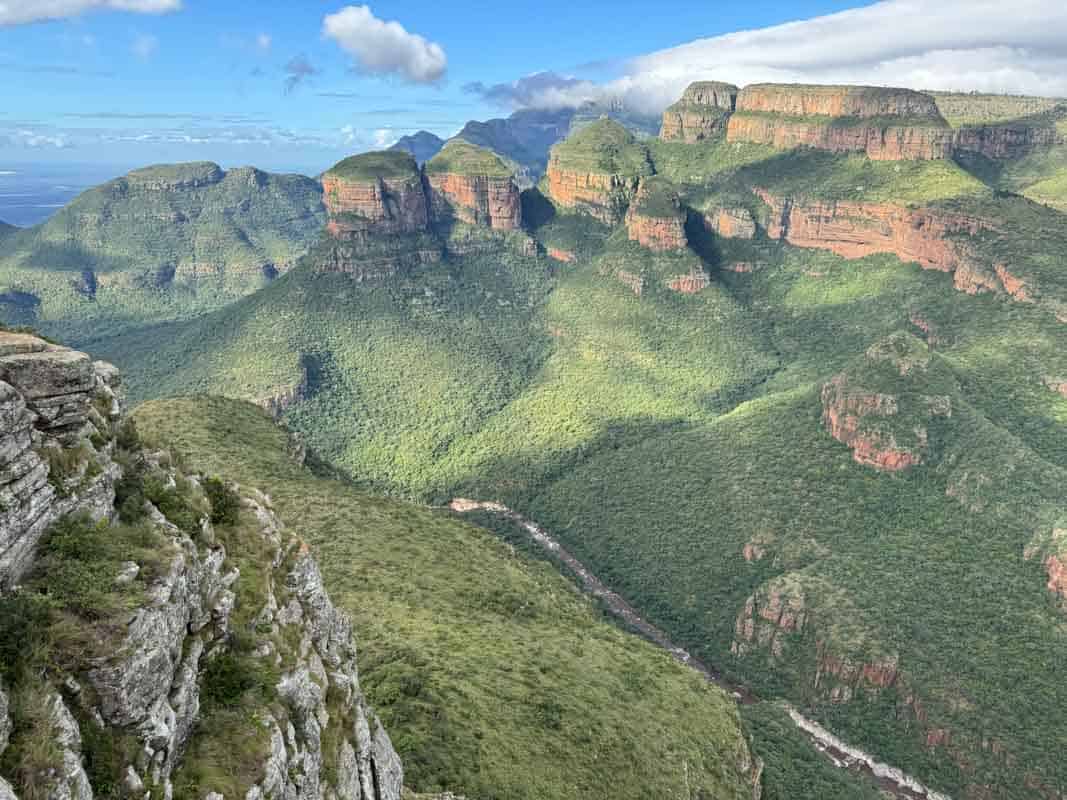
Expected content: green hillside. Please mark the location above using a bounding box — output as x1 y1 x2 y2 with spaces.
0 162 325 343
426 140 513 178
8 89 1067 799
325 150 420 181
132 396 762 800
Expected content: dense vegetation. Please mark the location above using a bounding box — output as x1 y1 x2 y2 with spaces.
133 396 762 800
324 150 420 181
5 90 1067 799
426 140 514 178
0 162 325 343
549 118 654 176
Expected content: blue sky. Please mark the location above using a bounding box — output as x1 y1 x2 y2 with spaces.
1 0 1064 175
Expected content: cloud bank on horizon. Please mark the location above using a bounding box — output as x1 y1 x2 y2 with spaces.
471 0 1067 113
0 0 181 26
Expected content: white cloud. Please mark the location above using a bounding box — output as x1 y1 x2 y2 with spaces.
323 5 446 84
500 1 1067 113
373 128 395 148
132 32 158 60
0 0 181 26
256 33 272 52
11 129 70 148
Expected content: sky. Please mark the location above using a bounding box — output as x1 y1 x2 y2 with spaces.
0 0 1065 176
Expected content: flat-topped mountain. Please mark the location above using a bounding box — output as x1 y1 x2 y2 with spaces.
425 140 523 230
725 83 954 160
545 118 653 223
660 81 739 143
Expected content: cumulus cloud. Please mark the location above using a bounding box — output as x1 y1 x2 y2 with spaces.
0 0 181 26
323 5 446 84
284 54 319 94
490 0 1067 114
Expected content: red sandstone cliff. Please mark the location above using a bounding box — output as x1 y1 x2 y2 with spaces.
322 173 430 240
726 84 953 160
727 114 953 160
754 189 1045 307
953 123 1062 160
545 167 641 225
427 172 522 230
660 81 738 143
624 179 688 252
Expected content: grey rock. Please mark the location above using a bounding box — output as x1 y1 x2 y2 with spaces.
0 777 17 800
43 693 93 800
0 682 10 757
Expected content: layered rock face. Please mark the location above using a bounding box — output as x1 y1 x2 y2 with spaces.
706 206 757 239
319 152 441 279
427 172 522 230
624 177 688 251
953 122 1063 160
755 189 1044 306
726 84 953 160
660 81 738 143
820 334 953 472
545 119 653 224
425 141 522 230
0 333 122 587
0 336 404 799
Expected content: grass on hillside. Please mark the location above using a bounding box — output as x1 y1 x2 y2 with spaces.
737 151 988 205
133 396 761 800
425 140 513 178
930 92 1066 127
630 175 683 219
325 150 420 181
548 118 653 176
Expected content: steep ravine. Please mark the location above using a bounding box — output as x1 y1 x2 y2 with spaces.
449 499 952 800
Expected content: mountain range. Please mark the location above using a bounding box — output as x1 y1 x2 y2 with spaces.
1 79 1065 800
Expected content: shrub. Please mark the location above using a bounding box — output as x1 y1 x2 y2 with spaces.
203 477 240 527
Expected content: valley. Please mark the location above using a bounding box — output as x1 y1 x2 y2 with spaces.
1 74 1066 800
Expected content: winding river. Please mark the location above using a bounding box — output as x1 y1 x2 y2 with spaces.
449 498 951 800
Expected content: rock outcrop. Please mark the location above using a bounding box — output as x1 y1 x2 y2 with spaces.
425 141 522 230
731 576 807 660
0 332 122 587
705 206 757 239
319 151 442 279
821 333 954 472
0 335 404 799
660 81 738 143
953 121 1063 160
755 189 1050 309
624 177 688 251
545 119 653 224
726 84 954 160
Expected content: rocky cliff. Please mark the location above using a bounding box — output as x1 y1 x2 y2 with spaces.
952 121 1063 160
624 177 688 251
425 141 522 230
545 119 653 224
726 84 953 160
821 333 954 472
0 332 121 587
318 152 441 279
0 332 403 800
755 189 1048 307
660 81 738 143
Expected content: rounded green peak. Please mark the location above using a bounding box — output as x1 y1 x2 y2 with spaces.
425 139 513 178
551 118 653 176
326 150 420 182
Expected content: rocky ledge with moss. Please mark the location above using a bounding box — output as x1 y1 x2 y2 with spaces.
0 330 402 800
